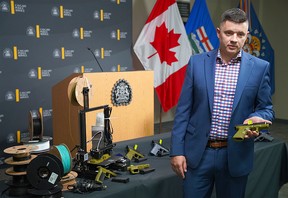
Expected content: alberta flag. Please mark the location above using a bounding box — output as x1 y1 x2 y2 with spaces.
240 1 275 94
185 0 219 54
133 0 192 112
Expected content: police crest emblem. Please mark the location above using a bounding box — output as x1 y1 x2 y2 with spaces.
111 79 132 106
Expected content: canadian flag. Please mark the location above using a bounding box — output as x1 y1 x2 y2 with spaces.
133 0 191 112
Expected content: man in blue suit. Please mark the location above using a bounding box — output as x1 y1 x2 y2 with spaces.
170 8 274 198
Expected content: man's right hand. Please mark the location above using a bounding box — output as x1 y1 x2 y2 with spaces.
170 155 187 179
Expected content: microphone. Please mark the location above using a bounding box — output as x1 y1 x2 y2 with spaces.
87 47 104 72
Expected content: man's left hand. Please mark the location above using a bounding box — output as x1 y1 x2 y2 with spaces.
243 116 272 139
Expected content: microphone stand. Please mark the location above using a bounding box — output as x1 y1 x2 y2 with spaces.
87 47 104 72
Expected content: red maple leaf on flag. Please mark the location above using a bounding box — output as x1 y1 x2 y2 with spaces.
148 22 181 66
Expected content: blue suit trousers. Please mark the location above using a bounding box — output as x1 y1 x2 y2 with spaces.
183 147 248 198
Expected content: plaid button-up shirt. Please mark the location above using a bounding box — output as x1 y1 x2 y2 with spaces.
209 50 241 140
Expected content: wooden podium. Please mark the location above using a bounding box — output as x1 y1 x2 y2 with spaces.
52 71 154 153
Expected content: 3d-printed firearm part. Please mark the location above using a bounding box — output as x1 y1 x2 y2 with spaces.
88 155 129 172
95 166 117 184
67 178 107 193
233 122 270 141
134 157 147 163
111 177 130 183
106 155 130 171
125 146 146 161
139 167 155 174
254 132 274 142
99 155 130 171
150 140 170 157
127 164 150 174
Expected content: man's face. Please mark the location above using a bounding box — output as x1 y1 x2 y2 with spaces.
217 20 249 58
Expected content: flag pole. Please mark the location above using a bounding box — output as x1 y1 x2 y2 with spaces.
159 104 162 134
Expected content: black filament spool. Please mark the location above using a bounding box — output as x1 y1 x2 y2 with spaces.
29 110 43 140
5 175 30 197
27 154 63 190
7 185 29 197
6 175 30 187
27 184 63 197
13 164 28 172
13 154 31 162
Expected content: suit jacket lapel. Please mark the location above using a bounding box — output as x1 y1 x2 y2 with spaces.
204 50 217 114
232 52 254 113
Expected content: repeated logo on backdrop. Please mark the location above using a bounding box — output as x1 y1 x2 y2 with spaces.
5 89 31 102
51 6 73 18
0 0 26 14
26 25 51 38
94 9 112 21
72 28 93 39
3 46 29 60
94 48 112 59
53 48 74 59
28 67 53 79
110 29 128 40
0 0 132 155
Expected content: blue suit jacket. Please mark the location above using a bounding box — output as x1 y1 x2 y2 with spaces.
170 49 274 177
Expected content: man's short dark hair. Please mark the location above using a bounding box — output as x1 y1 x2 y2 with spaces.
221 8 248 24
